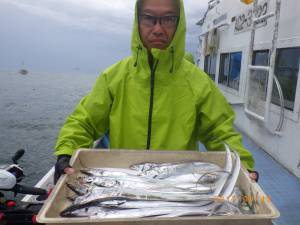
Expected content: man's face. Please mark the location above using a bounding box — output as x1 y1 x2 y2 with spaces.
139 0 179 51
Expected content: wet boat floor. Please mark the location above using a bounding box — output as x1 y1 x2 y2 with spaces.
242 134 300 225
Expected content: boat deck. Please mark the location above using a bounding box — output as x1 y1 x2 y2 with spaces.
242 134 300 225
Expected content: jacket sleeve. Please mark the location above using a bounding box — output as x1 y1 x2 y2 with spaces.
54 74 112 156
197 78 255 171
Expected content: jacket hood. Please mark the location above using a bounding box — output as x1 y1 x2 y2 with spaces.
131 0 186 74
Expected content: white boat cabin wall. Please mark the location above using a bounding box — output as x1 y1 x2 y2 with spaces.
197 0 300 178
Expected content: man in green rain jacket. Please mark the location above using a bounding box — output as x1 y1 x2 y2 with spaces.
54 0 258 182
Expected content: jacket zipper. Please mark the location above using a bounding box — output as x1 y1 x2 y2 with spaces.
146 60 159 150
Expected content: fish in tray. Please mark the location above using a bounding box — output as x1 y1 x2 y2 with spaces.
61 204 216 218
66 182 217 206
130 161 221 179
61 199 241 218
76 174 217 193
62 145 242 218
81 161 221 181
60 204 203 218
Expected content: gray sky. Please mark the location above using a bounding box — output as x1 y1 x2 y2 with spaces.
0 0 208 74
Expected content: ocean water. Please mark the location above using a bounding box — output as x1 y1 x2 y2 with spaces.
0 71 97 188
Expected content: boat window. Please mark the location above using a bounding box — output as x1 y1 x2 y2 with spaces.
251 50 270 101
204 55 210 74
253 50 269 66
219 53 230 85
229 52 242 90
204 55 217 81
218 52 242 90
272 48 300 111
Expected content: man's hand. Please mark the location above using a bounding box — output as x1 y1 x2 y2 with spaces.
54 155 75 184
249 171 259 182
64 167 75 175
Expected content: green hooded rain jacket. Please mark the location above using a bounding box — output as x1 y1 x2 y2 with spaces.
54 0 255 170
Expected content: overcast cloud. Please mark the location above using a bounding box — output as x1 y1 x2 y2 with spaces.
0 0 208 74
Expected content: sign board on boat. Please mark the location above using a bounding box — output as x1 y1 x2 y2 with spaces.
234 1 269 34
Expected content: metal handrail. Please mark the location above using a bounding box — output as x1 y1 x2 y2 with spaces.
264 0 282 135
244 108 265 122
273 75 285 133
248 65 270 72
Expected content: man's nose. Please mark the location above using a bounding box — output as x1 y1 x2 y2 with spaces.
152 21 164 35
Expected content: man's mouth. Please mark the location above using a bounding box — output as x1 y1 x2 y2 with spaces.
150 40 166 44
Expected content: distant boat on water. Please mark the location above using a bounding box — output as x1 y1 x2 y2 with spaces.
19 69 29 75
19 61 29 75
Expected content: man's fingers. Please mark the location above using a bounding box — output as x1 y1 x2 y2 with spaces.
64 167 75 175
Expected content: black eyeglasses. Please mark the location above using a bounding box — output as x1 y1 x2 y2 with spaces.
139 14 179 28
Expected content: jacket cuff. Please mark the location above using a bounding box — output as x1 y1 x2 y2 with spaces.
54 146 74 157
241 161 254 171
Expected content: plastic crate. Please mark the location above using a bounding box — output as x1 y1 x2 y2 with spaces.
37 149 279 225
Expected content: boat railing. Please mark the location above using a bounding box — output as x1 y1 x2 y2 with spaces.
273 75 285 133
